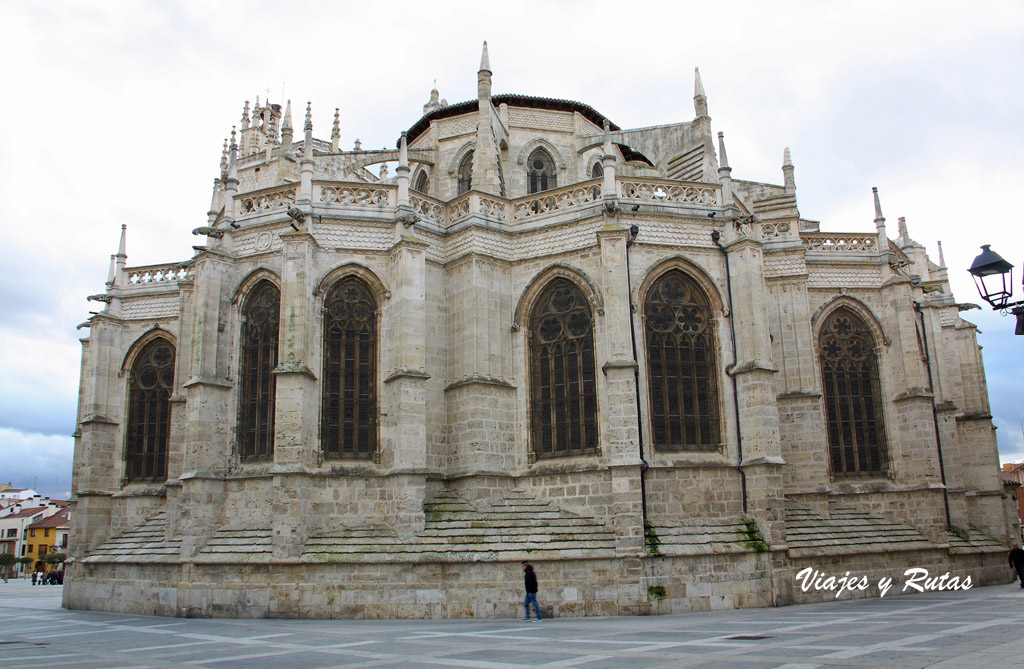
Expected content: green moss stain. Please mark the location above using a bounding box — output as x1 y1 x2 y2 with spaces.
647 585 667 600
644 521 662 557
739 518 769 553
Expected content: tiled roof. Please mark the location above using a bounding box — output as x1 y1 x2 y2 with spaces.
30 509 69 529
404 94 621 145
4 506 48 519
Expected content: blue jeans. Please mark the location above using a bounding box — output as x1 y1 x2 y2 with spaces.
524 592 541 620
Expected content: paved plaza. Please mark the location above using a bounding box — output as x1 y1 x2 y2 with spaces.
1 578 1022 668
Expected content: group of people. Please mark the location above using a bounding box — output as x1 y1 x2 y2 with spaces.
31 569 63 585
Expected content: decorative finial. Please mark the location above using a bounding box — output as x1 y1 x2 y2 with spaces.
220 138 229 177
117 224 127 258
281 100 293 132
937 240 946 267
872 186 884 222
230 126 237 149
332 108 340 139
898 216 909 240
241 100 250 129
694 67 709 118
379 163 389 180
399 131 408 167
782 147 796 191
479 41 491 73
354 138 362 151
304 101 312 132
106 254 117 287
717 132 730 170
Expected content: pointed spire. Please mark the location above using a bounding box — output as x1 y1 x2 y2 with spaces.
207 177 221 223
106 254 117 288
937 240 946 267
241 100 251 130
872 186 885 223
717 131 730 170
117 224 127 259
477 41 492 100
280 100 294 154
479 41 491 73
220 138 229 178
717 132 733 207
898 216 909 241
331 108 340 152
302 102 313 161
782 147 796 192
226 127 239 186
694 67 708 118
281 100 293 132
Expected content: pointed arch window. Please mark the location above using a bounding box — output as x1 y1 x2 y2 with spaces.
457 151 474 195
819 309 888 477
238 280 279 461
527 148 557 194
644 271 720 451
126 338 175 482
414 169 429 194
322 276 378 459
591 161 604 179
529 278 598 458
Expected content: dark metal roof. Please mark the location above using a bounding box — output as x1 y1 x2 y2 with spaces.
403 94 620 146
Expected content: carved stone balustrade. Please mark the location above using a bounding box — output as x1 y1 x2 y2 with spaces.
619 179 719 208
236 185 297 219
315 183 394 209
511 181 602 222
124 263 194 290
801 233 877 254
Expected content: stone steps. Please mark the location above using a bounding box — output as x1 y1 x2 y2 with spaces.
84 512 182 561
784 500 935 558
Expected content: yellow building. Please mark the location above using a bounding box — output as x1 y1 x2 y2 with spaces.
27 507 69 574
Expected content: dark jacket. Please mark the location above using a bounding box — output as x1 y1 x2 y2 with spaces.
524 565 538 594
1009 547 1024 569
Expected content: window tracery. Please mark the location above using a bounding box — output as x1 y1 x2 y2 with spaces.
125 338 174 482
322 276 377 459
238 280 279 461
457 151 473 195
591 161 604 179
529 278 598 458
819 308 888 477
644 271 720 451
414 170 429 193
527 148 557 194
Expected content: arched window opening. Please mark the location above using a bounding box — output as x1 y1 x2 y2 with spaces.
238 281 279 461
591 161 604 179
644 271 720 451
126 338 175 482
414 170 429 194
322 276 378 459
819 308 888 477
457 151 474 195
529 278 598 458
527 148 557 194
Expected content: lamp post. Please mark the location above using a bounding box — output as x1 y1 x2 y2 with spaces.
968 245 1024 335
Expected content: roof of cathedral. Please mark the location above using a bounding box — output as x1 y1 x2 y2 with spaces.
404 93 622 145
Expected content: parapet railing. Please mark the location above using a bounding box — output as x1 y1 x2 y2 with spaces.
236 184 297 217
125 263 194 285
618 178 719 207
315 183 394 209
801 233 878 253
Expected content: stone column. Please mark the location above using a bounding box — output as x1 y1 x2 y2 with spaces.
176 252 232 557
382 236 430 538
598 225 644 555
271 230 320 558
721 235 785 545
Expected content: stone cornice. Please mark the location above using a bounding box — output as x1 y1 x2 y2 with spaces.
384 367 431 384
444 374 514 391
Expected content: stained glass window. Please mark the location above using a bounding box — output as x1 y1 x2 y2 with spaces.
529 279 598 458
126 338 174 481
644 271 720 451
322 276 377 459
819 309 888 476
238 281 279 461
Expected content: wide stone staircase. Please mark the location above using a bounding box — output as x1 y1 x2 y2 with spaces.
302 488 617 563
83 512 182 563
784 499 935 558
649 519 767 556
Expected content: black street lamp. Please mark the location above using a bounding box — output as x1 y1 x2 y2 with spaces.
968 244 1024 335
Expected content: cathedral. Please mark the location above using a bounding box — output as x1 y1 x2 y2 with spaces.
66 43 1016 619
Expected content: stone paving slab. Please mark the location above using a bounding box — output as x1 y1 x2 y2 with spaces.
2 578 1024 667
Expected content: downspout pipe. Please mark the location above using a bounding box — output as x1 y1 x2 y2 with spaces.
712 229 748 514
914 301 952 531
626 224 650 527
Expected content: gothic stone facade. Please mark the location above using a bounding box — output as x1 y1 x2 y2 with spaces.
66 50 1016 618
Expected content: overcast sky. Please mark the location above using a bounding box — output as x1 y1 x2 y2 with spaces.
2 1 1023 499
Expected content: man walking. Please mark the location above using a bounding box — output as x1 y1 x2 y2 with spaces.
522 561 542 622
1009 543 1024 587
